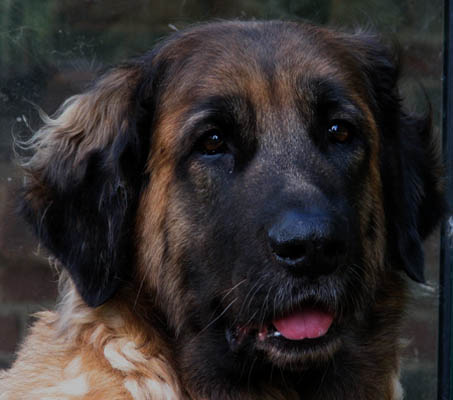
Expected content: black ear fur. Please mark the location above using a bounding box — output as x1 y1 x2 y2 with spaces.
384 109 444 282
20 64 155 307
353 34 445 281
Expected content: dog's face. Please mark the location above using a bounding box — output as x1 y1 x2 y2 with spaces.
21 21 444 397
142 24 381 365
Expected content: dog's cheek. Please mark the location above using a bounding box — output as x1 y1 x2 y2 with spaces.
185 155 235 200
352 110 388 282
356 174 387 302
134 165 191 336
156 169 234 325
179 154 237 245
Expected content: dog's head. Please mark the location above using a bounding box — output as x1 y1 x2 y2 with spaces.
21 21 444 395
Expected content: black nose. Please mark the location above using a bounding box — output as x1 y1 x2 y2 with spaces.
267 209 346 276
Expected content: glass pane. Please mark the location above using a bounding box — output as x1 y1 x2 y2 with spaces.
0 1 444 397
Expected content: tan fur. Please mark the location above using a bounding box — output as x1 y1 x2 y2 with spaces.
23 67 140 166
0 276 182 400
19 66 142 218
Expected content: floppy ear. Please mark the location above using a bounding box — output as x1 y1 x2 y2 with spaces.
350 33 445 282
20 64 153 307
381 108 445 282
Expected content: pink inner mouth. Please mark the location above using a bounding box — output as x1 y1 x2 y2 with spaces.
272 308 334 340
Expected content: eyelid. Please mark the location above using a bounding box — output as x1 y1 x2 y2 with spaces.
198 123 220 136
183 120 219 149
329 118 357 130
181 110 214 134
327 117 362 140
330 104 363 123
330 111 360 124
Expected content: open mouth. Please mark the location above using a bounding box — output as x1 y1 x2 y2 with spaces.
226 305 338 361
272 308 334 340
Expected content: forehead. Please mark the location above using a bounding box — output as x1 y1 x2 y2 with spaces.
158 22 363 106
150 22 373 149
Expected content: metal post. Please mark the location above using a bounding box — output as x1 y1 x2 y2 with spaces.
439 0 453 398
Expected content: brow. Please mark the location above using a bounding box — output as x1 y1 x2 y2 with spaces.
298 77 365 120
181 94 254 134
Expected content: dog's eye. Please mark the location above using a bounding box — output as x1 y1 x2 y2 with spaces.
328 122 352 143
199 131 226 155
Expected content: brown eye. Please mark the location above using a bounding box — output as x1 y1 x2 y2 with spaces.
328 122 351 143
200 132 225 155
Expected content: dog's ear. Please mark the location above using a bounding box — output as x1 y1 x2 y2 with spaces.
20 64 155 307
382 107 444 282
349 33 445 282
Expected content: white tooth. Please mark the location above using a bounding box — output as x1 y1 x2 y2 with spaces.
269 331 281 338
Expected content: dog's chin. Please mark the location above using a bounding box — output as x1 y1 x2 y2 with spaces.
255 327 342 369
225 307 342 369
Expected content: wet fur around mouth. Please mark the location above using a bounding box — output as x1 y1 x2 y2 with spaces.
0 20 445 400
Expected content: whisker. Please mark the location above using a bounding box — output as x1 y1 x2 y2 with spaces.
234 278 264 325
221 278 247 302
198 279 247 333
197 297 238 336
247 356 258 393
244 282 265 317
241 309 259 330
258 284 274 327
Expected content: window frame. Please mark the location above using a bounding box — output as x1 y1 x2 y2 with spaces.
438 0 453 399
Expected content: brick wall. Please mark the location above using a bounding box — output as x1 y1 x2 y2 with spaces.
0 63 97 368
0 167 58 368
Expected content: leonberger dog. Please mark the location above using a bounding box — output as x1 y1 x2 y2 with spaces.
0 20 445 400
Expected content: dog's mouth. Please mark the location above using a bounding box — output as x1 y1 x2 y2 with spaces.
272 308 334 340
226 305 339 364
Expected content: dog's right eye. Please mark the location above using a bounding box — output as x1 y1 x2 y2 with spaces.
198 131 227 155
328 121 353 143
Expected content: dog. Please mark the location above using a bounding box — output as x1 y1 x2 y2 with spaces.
0 20 444 400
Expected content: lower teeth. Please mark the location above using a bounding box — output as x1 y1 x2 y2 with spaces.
258 329 281 341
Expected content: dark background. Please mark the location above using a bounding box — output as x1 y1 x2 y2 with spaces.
0 1 444 398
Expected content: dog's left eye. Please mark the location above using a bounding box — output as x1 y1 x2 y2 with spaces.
199 131 226 155
328 121 353 143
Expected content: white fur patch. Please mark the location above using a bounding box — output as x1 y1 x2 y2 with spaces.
58 374 90 396
124 379 145 400
104 341 137 372
123 378 177 400
89 324 104 344
40 397 70 400
144 379 178 400
122 341 148 364
31 374 89 397
64 356 82 377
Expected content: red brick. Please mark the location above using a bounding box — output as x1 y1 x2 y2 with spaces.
0 314 21 353
0 262 58 304
0 180 41 262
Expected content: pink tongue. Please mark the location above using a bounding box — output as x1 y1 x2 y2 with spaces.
273 309 334 340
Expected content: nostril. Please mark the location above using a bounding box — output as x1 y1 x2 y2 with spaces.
323 240 346 258
274 240 308 262
267 209 346 274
